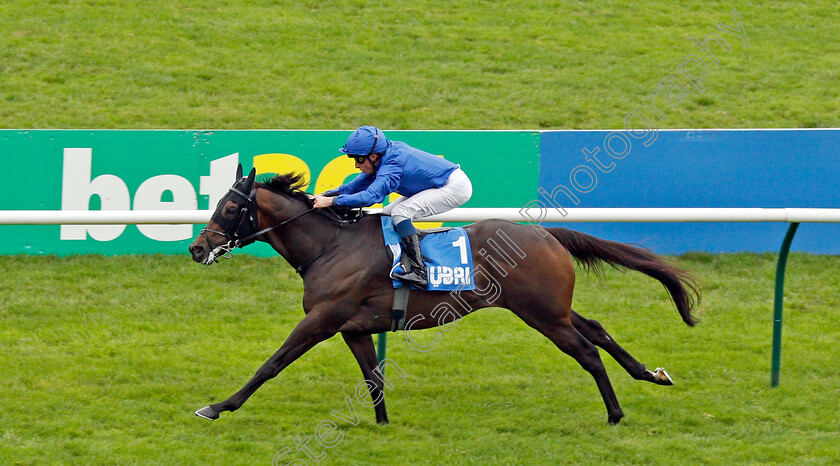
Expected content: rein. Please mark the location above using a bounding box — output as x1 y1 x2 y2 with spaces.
235 207 316 247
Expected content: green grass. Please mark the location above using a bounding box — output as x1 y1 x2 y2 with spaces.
1 1 838 129
2 1 839 464
1 253 838 464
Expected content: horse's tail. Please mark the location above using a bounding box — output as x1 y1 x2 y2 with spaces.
547 227 700 326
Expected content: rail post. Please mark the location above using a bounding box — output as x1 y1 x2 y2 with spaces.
377 333 387 370
771 222 799 387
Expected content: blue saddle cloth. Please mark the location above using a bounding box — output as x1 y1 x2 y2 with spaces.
380 217 475 291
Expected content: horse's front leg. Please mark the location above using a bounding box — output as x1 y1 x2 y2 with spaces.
342 332 389 425
195 312 338 420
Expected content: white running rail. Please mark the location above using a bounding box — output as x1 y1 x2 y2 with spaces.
2 208 840 225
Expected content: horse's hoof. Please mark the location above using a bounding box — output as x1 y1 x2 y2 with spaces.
608 413 624 425
654 367 674 385
195 405 220 420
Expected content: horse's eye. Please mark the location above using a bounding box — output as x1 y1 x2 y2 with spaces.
226 206 237 216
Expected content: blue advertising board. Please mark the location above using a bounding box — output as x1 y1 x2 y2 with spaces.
538 129 840 253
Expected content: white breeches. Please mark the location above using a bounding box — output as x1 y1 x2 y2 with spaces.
382 168 473 225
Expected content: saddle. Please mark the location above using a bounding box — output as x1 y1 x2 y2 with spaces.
380 216 475 331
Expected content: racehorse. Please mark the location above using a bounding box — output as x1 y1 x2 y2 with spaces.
188 166 700 425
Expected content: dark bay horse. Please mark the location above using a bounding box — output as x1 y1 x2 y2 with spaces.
188 167 699 425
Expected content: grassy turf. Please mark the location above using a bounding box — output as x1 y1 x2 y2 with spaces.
1 1 838 130
2 1 839 464
1 253 838 464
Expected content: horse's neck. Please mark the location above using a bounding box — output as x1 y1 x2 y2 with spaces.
267 208 340 271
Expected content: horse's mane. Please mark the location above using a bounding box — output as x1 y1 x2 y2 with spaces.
256 172 312 204
256 172 366 220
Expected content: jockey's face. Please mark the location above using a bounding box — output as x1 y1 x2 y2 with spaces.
356 153 379 175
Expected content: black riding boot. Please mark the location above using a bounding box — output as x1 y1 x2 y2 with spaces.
392 234 428 288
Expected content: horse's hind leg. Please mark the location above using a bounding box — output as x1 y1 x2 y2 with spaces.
571 310 673 385
341 332 389 425
528 318 625 424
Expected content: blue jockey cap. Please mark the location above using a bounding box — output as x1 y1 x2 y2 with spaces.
339 125 388 156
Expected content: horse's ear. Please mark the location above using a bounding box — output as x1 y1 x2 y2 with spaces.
236 164 243 179
244 167 256 191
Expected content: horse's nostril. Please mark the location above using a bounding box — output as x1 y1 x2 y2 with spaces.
190 245 204 259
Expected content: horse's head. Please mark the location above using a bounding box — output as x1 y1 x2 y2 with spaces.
190 168 359 269
189 164 259 264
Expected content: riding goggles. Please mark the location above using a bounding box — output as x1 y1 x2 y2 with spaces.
347 133 378 164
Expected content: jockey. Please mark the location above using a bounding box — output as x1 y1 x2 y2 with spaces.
313 125 472 288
